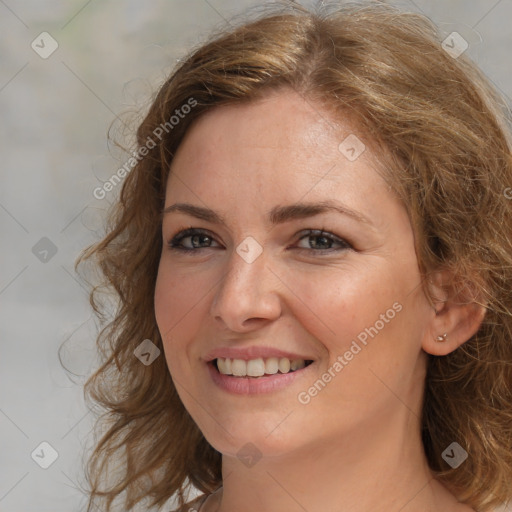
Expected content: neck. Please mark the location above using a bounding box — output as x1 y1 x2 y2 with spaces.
211 407 449 512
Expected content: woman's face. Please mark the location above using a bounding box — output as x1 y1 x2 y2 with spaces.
155 89 435 458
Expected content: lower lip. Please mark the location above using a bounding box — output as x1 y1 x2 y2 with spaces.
207 361 315 395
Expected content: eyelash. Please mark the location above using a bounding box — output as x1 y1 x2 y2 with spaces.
166 227 353 255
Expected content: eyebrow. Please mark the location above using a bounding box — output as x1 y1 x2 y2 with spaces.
162 200 373 227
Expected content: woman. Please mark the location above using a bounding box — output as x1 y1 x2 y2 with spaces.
78 2 512 511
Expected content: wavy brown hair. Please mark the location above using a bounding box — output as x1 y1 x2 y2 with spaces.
76 1 512 511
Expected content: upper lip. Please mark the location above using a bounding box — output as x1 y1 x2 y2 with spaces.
204 346 315 362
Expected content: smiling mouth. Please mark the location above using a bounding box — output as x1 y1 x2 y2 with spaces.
212 357 314 378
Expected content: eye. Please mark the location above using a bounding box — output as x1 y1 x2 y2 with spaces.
294 229 352 253
167 228 221 253
167 227 352 255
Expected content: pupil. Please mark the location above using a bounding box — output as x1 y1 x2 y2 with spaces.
193 234 209 247
313 235 330 249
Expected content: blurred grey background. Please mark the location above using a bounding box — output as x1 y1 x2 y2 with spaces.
0 1 511 511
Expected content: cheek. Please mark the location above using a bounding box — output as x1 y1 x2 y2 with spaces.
154 264 176 337
154 264 195 365
154 261 207 334
154 261 220 379
279 261 401 353
281 257 427 400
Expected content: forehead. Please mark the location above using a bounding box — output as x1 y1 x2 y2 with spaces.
168 90 379 185
163 90 405 234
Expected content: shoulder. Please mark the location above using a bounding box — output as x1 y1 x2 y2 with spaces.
453 504 476 512
172 494 207 512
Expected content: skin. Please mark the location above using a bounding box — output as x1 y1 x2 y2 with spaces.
154 88 485 512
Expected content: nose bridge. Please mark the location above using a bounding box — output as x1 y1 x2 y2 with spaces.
210 240 281 329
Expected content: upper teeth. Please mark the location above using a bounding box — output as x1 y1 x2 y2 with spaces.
216 357 307 377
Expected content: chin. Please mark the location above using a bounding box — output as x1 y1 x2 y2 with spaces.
196 410 301 459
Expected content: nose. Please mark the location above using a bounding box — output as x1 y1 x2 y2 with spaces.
209 245 282 332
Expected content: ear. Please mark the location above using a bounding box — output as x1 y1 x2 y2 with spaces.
422 270 487 356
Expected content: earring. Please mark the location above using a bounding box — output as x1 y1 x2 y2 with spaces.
435 333 448 342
